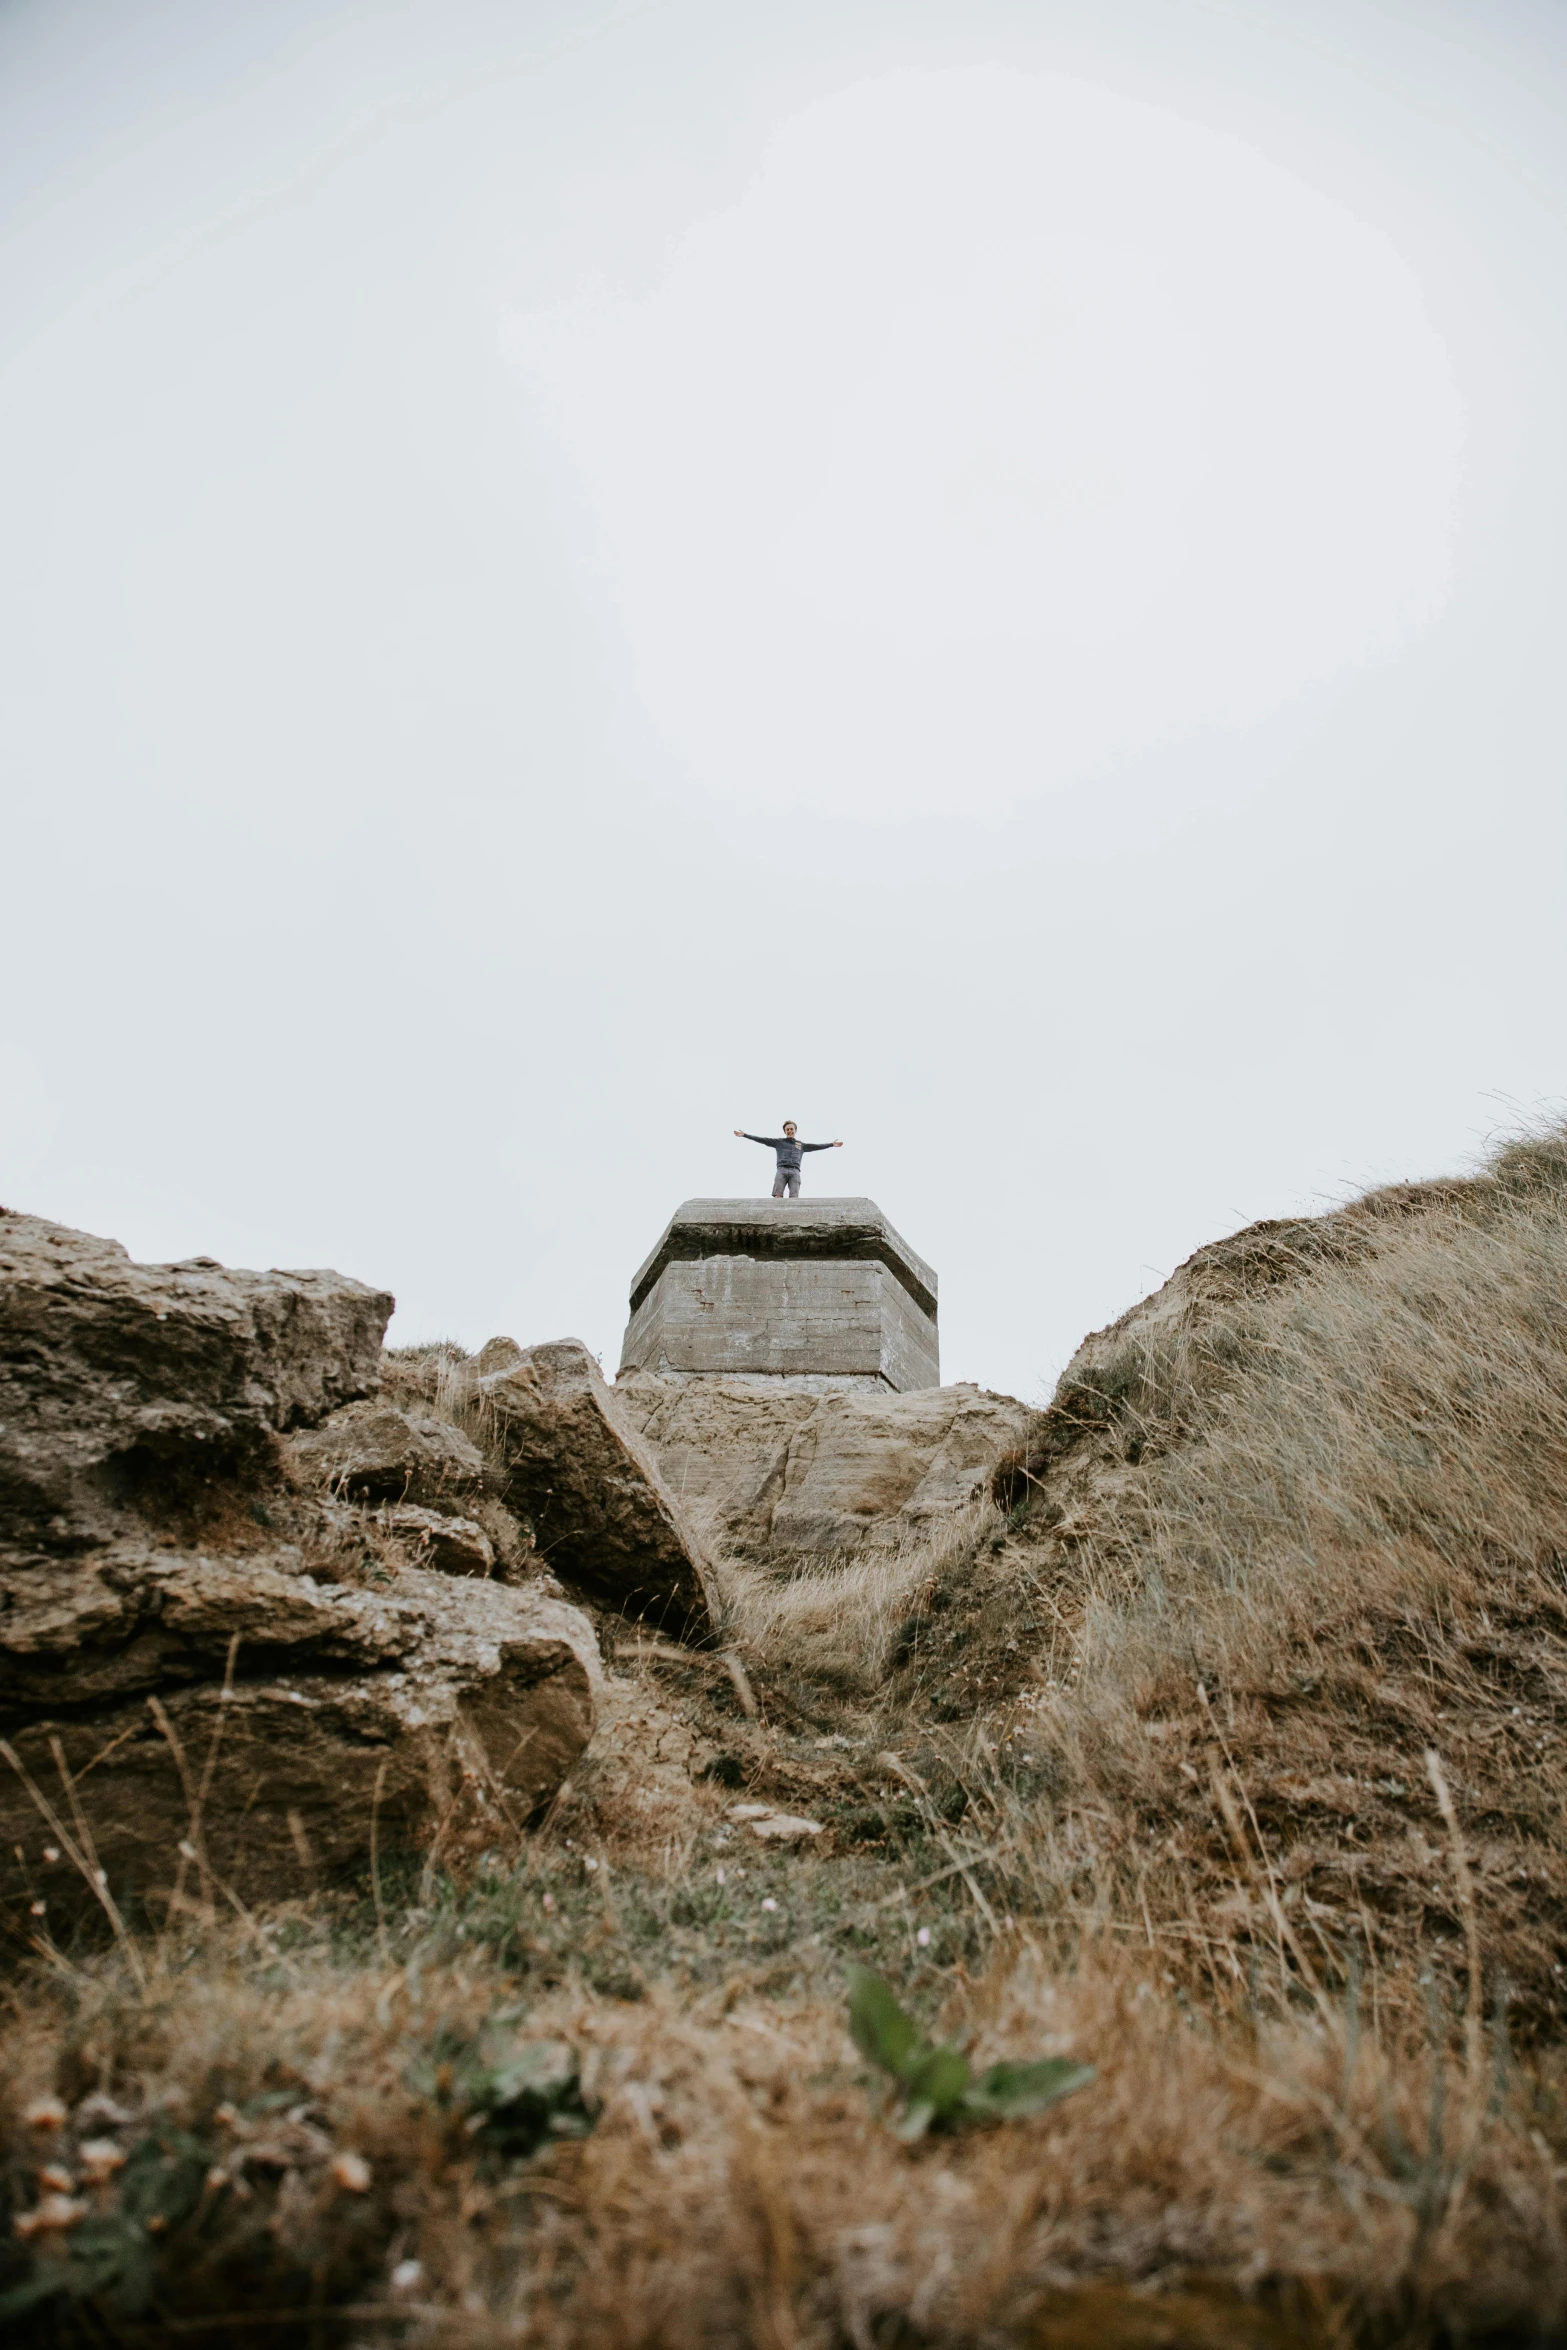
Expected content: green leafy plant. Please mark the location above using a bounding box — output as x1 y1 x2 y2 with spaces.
847 1967 1093 2142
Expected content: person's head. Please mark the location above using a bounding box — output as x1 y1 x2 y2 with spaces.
783 1121 797 1136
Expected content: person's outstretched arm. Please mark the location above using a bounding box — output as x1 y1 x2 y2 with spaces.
734 1131 783 1146
800 1139 844 1151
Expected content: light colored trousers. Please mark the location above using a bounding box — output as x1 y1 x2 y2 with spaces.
771 1169 801 1198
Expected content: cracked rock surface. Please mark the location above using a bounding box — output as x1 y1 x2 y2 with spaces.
0 1556 601 1906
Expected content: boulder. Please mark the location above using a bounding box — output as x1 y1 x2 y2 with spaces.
476 1340 716 1639
728 1805 823 1842
286 1402 489 1507
0 1546 601 1912
0 1213 392 1541
383 1504 496 1578
615 1378 1034 1558
613 1379 820 1533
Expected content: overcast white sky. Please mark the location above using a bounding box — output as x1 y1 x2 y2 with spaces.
3 0 1565 1401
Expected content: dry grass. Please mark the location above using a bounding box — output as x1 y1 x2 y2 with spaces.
715 1502 1002 1694
939 1125 1567 2033
3 1907 1566 2347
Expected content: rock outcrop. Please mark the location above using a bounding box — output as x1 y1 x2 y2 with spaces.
286 1401 490 1507
476 1340 716 1639
0 1554 600 1908
0 1217 601 1928
381 1504 496 1578
0 1213 392 1542
614 1378 1034 1558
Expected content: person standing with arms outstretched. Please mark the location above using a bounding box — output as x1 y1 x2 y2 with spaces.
734 1122 844 1199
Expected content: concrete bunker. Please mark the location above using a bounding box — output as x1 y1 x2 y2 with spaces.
617 1197 939 1392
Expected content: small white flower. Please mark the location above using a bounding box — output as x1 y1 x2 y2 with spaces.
13 2194 85 2238
391 2259 424 2294
760 1897 778 1913
916 1926 931 1947
78 2140 126 2185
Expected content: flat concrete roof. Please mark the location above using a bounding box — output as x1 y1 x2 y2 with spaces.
628 1197 937 1321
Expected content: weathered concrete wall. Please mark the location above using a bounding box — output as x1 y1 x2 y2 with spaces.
617 1198 940 1392
622 1258 938 1388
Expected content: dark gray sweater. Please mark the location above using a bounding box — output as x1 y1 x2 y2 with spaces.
743 1133 833 1173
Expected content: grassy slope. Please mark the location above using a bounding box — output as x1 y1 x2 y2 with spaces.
952 1127 1567 2031
8 1131 1567 2343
